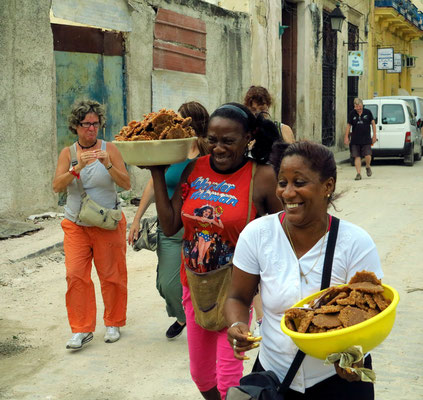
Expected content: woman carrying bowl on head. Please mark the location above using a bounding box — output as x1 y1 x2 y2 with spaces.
148 102 283 399
224 141 383 399
53 100 131 350
128 101 210 340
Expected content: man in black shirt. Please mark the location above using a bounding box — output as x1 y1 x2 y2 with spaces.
344 98 377 180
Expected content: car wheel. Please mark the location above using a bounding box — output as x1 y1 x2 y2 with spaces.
404 144 415 166
415 142 422 161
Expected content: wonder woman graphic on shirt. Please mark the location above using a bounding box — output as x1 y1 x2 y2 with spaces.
182 204 231 273
180 155 257 282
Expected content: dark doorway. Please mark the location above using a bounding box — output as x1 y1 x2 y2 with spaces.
321 11 337 146
347 23 359 116
282 2 297 132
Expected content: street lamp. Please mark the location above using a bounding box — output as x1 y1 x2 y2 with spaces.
315 3 347 42
329 4 346 33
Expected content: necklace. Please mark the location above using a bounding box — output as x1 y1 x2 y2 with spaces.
78 139 97 149
284 216 329 284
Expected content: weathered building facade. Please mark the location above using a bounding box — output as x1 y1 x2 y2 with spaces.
371 0 423 97
1 0 253 217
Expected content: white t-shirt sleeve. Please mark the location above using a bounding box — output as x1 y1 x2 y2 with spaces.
233 220 261 275
340 221 384 281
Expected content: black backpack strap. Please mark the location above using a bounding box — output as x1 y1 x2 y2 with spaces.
279 350 306 392
278 215 340 393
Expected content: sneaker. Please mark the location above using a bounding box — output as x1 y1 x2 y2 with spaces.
354 173 362 181
366 167 372 177
104 326 120 343
166 321 186 340
66 332 93 349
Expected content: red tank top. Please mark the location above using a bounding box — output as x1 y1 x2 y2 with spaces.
180 155 257 286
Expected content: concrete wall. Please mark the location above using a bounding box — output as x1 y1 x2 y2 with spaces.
0 0 252 216
0 0 57 218
249 0 282 120
411 39 423 97
295 0 370 148
125 0 252 196
218 0 283 120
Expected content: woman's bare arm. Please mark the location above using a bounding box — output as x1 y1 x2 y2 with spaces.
224 267 260 360
253 164 283 216
149 160 196 236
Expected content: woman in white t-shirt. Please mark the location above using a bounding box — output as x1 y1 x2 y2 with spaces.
224 141 382 399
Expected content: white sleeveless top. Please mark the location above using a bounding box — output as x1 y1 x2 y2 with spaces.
64 140 118 225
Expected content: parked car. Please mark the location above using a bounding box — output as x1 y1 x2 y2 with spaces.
375 95 423 135
353 98 422 166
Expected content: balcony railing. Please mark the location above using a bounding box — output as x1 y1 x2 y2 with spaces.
375 0 423 30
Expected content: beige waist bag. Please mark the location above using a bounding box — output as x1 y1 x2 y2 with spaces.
186 162 256 331
70 144 122 230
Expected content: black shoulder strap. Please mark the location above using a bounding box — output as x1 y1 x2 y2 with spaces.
278 215 340 393
320 216 339 290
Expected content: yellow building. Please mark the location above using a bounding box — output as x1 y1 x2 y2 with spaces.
370 0 423 97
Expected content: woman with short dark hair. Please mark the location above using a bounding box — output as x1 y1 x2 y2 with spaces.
225 141 383 399
149 102 283 399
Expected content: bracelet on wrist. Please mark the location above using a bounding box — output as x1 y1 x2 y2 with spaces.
230 322 245 328
69 166 80 179
106 163 113 170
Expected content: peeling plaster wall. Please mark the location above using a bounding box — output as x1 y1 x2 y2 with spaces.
0 0 57 218
249 0 282 120
1 0 252 214
125 0 252 196
296 0 370 149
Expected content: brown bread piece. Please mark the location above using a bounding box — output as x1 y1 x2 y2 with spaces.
338 306 370 327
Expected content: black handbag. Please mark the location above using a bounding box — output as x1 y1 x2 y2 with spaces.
226 217 340 400
132 216 158 252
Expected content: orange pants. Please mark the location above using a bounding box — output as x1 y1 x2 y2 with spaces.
61 215 127 332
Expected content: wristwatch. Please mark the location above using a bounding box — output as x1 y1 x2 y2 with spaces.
69 166 80 179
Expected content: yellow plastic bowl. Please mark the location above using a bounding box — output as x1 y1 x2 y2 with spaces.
113 137 197 166
280 284 399 360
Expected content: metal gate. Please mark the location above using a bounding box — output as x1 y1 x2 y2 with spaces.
347 23 359 116
52 24 126 153
321 11 337 146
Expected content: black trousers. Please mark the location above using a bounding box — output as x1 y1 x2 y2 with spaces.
252 355 374 400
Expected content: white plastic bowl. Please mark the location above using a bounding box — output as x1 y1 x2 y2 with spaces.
113 137 197 166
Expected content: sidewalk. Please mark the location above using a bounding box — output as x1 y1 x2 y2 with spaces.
334 149 350 165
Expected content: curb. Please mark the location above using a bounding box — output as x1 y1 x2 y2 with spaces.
10 241 64 263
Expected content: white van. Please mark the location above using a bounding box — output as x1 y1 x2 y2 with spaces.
362 98 422 166
375 95 423 134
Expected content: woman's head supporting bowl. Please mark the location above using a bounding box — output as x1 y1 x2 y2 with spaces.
209 102 279 165
178 101 210 156
68 100 106 135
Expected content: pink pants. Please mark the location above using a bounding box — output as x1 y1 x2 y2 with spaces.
182 286 244 399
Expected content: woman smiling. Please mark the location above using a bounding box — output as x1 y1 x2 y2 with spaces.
225 141 383 399
148 102 282 399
